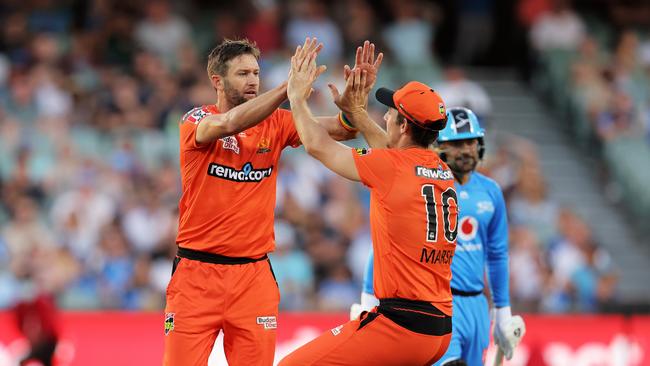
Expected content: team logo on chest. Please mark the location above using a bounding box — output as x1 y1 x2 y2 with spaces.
458 216 478 241
221 136 240 154
257 137 272 154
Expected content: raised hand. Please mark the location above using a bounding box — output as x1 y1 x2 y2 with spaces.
344 40 383 93
328 67 368 115
287 37 327 102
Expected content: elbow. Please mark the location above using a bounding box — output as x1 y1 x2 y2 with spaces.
199 116 234 142
303 141 325 159
303 143 318 157
216 113 238 136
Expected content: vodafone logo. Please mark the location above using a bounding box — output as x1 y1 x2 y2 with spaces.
458 216 478 241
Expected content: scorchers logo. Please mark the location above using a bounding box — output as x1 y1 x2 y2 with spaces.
208 162 273 182
458 216 478 241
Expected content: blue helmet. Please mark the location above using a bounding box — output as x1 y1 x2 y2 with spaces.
437 107 485 159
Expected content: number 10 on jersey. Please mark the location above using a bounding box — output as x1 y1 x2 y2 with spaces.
421 185 458 243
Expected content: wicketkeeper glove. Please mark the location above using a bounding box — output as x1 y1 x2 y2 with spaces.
492 306 526 360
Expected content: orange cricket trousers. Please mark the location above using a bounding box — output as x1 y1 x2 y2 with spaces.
163 247 280 366
279 298 452 366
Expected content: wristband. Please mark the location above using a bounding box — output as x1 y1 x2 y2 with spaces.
338 112 358 132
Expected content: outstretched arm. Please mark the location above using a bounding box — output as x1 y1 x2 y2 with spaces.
328 41 388 148
287 39 361 182
196 83 289 144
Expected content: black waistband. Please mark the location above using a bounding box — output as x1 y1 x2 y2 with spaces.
376 298 452 336
177 246 268 265
451 288 483 297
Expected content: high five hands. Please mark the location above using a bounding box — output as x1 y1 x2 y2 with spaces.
329 41 384 115
287 37 327 102
287 38 383 113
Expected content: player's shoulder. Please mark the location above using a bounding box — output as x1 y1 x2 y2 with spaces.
473 173 504 195
181 105 218 124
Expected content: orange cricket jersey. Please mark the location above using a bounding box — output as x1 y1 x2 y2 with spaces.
176 105 300 258
352 147 458 315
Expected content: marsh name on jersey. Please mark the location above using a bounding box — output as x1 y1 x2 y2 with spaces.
420 248 454 265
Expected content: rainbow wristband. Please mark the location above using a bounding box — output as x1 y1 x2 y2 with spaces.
338 112 358 132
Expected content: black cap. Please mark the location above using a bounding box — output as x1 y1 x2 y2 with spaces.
375 87 396 109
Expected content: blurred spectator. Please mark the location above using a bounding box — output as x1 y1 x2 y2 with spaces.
269 220 314 310
530 0 585 52
243 3 283 55
285 0 343 64
97 226 134 308
2 71 38 125
547 208 618 312
569 241 617 312
509 225 547 313
26 0 71 34
123 255 165 310
517 0 552 28
338 0 382 56
382 0 437 79
13 289 60 366
434 67 492 121
2 196 58 273
508 164 559 245
316 263 358 311
49 169 116 259
211 11 241 46
454 0 495 64
121 183 174 254
134 1 191 69
594 89 636 141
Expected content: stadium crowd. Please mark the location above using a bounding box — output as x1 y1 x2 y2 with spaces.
0 0 629 314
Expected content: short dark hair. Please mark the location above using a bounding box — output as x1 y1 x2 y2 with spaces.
397 113 440 147
207 38 260 77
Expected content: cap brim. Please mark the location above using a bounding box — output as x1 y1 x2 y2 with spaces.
375 87 396 109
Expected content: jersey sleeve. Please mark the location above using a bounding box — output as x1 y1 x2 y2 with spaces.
351 148 397 195
485 181 511 308
276 109 301 148
179 106 214 151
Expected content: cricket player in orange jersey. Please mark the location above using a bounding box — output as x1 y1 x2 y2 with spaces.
164 37 382 366
279 44 458 366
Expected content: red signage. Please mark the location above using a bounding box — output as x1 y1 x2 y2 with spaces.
0 312 647 365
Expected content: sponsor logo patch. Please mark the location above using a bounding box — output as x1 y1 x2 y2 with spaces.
221 136 240 154
207 162 273 182
458 216 479 241
164 313 175 336
415 165 453 180
354 148 370 156
257 316 277 330
331 325 344 336
477 201 494 214
183 107 210 125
